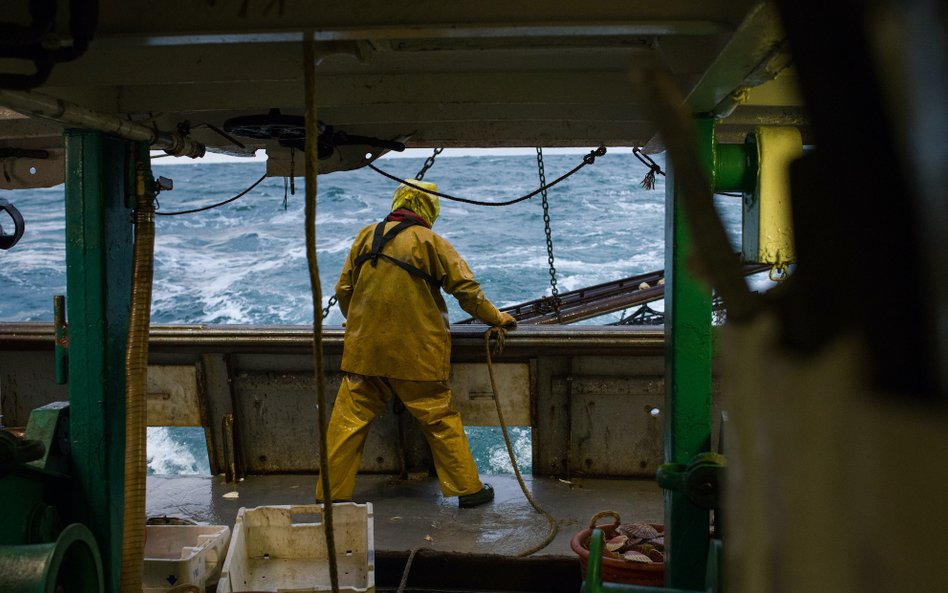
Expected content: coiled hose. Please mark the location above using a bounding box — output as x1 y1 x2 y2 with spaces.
121 162 154 593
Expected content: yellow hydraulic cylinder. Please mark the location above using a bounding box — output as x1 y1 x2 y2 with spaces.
741 127 803 265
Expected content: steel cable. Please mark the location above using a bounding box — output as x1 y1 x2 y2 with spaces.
368 146 606 207
155 172 268 216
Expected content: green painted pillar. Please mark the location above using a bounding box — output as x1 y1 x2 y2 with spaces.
663 117 715 588
64 130 136 593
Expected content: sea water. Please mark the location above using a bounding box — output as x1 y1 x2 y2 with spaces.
0 149 763 476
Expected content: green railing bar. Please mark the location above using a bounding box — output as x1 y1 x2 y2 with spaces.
661 116 715 588
65 130 142 593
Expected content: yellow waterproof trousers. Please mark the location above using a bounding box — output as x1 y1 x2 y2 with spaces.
316 374 483 501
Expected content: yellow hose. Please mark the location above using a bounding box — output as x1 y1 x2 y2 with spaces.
121 161 155 592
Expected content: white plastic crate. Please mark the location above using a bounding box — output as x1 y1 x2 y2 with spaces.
217 503 375 593
143 524 231 593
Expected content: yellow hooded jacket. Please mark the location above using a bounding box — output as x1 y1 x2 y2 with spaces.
336 183 506 381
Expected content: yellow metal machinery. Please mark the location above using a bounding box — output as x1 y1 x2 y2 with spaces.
742 127 802 268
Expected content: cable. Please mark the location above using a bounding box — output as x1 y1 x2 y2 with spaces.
395 546 431 593
484 327 559 557
368 146 606 207
155 173 268 216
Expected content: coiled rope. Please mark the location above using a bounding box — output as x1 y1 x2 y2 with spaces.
484 326 558 556
394 328 559 593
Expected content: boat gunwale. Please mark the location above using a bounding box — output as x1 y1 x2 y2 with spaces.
0 322 664 355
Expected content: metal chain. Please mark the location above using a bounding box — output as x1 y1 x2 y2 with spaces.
769 262 790 282
415 147 443 181
322 294 338 319
536 147 561 319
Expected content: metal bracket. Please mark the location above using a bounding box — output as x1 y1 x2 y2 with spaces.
657 452 726 510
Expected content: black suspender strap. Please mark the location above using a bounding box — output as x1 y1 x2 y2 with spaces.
353 219 442 286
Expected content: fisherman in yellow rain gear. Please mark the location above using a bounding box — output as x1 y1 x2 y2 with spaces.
318 179 517 508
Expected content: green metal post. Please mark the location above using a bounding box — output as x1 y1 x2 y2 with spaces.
713 143 753 193
64 130 136 593
53 295 68 384
663 116 715 588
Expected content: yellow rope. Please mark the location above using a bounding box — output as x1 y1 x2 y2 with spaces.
483 327 559 556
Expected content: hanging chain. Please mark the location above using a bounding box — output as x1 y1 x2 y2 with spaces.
415 147 443 181
769 261 790 282
322 294 338 319
536 147 561 319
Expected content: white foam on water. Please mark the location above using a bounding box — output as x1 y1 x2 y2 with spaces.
146 427 211 475
318 236 356 254
486 427 533 474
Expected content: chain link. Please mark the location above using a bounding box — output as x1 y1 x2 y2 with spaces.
768 262 790 282
536 147 561 319
322 294 338 319
415 147 443 181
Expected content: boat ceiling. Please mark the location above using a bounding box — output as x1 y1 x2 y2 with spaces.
0 1 805 171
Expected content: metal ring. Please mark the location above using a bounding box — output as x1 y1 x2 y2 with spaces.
0 197 25 250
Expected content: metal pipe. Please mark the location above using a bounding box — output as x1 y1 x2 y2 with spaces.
222 414 237 483
712 86 750 119
0 323 666 354
0 89 205 158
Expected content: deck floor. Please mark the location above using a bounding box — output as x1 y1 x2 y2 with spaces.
147 473 664 558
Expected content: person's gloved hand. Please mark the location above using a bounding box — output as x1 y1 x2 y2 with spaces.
498 312 517 329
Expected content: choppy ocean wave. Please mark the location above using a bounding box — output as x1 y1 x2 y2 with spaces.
1 150 763 474
147 427 212 475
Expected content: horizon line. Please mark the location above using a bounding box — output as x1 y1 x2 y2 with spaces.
152 146 638 165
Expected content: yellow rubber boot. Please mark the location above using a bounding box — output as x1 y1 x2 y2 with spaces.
393 378 483 497
316 374 391 501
